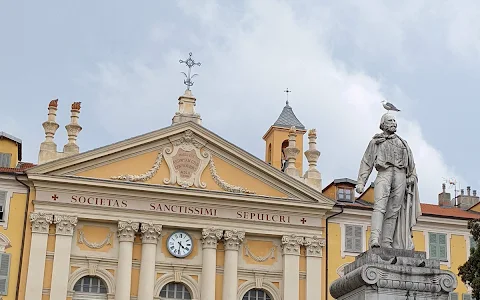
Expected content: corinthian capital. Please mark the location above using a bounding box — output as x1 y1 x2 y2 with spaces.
30 212 53 234
54 215 78 236
281 234 304 255
223 229 245 251
202 227 223 249
304 236 325 257
118 220 139 242
140 222 162 244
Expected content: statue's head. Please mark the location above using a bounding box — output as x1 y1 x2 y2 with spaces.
380 113 397 134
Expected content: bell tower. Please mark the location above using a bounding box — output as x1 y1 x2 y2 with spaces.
262 89 306 173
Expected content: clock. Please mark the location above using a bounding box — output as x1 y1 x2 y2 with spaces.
167 231 193 258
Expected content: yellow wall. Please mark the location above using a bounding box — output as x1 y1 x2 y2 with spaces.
17 188 35 300
0 139 19 168
263 127 305 173
0 191 28 300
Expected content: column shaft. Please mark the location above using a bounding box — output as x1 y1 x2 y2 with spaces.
137 223 162 300
201 228 222 300
50 215 78 300
281 234 303 300
222 230 245 300
115 220 139 300
24 212 53 300
304 236 325 300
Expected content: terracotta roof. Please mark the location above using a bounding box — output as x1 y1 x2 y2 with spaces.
0 162 36 173
338 201 480 220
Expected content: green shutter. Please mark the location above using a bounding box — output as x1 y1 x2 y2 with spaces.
354 225 363 252
429 232 448 260
345 225 354 252
0 253 11 295
463 294 472 300
429 233 438 259
439 233 447 260
450 292 458 300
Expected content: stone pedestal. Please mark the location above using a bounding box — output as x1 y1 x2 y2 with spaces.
329 248 457 300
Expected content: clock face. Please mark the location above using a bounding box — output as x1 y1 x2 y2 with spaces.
167 231 193 258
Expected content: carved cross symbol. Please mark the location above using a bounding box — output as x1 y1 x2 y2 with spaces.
300 218 307 224
52 194 58 201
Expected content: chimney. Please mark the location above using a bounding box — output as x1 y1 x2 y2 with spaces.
438 183 451 207
467 186 471 196
63 102 82 156
474 190 477 197
38 99 60 164
303 128 322 190
461 189 465 196
283 126 301 179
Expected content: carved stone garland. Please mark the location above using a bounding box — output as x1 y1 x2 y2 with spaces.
78 230 113 249
244 244 277 262
109 130 256 194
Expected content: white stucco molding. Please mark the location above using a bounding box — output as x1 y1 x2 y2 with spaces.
237 280 281 300
340 222 367 258
154 273 200 300
0 232 11 252
67 267 116 295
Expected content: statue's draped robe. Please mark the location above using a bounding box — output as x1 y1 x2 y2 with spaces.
357 133 421 250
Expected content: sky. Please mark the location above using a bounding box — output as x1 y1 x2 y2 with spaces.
1 0 479 204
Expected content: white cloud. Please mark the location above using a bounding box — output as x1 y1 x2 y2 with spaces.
86 0 466 204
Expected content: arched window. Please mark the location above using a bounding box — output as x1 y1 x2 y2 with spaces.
73 275 108 299
242 289 272 300
160 282 192 299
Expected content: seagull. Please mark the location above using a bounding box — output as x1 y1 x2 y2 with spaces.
381 100 401 112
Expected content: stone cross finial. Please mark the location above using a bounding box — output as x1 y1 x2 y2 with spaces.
283 126 300 178
63 102 82 155
303 128 322 190
38 99 60 164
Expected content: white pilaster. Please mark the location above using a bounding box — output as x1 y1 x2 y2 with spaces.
137 222 162 300
25 212 53 300
50 215 78 300
115 220 139 300
304 236 325 300
201 227 223 300
281 234 303 300
222 229 245 300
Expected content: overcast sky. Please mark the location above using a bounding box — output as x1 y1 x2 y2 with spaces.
1 0 479 204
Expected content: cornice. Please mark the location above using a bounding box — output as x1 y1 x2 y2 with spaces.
26 121 335 207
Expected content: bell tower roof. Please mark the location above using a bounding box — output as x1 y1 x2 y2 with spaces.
272 101 305 130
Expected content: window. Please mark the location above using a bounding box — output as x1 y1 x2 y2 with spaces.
73 276 108 294
0 154 10 168
449 292 458 300
429 233 447 261
160 282 191 299
463 294 473 300
242 289 272 300
345 224 363 253
0 253 10 295
0 192 6 221
471 236 477 253
337 188 352 202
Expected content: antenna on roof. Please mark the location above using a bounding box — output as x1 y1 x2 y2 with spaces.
443 177 461 207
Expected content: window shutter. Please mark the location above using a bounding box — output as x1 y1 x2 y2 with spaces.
0 154 11 168
0 191 6 221
0 253 11 295
345 225 354 252
449 292 458 300
354 225 363 252
429 233 437 259
463 294 472 300
438 234 447 260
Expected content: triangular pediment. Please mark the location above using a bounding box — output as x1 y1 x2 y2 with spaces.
27 122 334 205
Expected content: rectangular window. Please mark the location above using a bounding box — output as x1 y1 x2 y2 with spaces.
337 188 353 202
429 232 447 261
0 192 6 222
449 292 458 300
462 294 472 300
0 154 11 168
345 224 363 253
0 253 10 295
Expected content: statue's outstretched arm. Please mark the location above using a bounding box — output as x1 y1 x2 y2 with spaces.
357 140 376 190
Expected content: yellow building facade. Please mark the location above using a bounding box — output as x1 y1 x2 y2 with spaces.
1 87 479 300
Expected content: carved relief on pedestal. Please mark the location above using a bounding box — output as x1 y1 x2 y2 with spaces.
54 215 78 236
281 234 304 255
201 227 223 249
117 220 139 242
304 236 325 257
223 229 245 251
30 212 53 234
163 130 210 188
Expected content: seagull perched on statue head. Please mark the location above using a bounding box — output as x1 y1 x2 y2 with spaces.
381 99 400 112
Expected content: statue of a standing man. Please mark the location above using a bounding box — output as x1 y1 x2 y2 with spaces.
355 113 421 250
